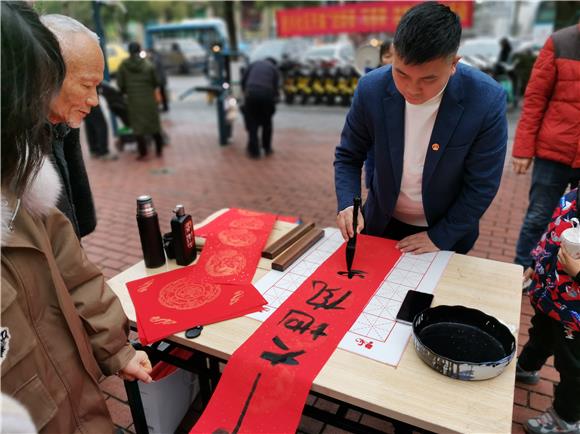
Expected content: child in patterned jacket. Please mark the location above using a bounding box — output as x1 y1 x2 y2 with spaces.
516 189 580 434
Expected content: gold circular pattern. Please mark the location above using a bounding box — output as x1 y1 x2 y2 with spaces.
229 217 265 230
218 228 257 247
158 279 221 310
204 249 247 277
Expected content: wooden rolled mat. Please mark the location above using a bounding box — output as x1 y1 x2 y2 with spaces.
271 227 325 271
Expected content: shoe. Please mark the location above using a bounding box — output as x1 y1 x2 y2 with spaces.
264 148 274 156
525 407 580 434
136 155 147 161
246 150 260 160
516 363 540 385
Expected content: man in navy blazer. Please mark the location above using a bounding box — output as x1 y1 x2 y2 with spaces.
334 2 507 254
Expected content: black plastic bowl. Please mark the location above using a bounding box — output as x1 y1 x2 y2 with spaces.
412 305 516 381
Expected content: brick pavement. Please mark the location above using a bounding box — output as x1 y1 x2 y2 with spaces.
82 88 546 433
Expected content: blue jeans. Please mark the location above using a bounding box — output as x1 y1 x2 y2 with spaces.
515 158 580 268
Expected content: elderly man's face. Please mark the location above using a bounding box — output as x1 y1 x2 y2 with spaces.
49 34 104 128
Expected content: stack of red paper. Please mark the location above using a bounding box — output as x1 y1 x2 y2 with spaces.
126 267 267 345
195 208 298 237
126 208 277 345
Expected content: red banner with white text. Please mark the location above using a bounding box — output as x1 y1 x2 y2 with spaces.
276 1 473 37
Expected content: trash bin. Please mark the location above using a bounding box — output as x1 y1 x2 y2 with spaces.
138 349 199 434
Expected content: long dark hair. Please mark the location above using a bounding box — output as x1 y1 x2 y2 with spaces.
1 1 66 196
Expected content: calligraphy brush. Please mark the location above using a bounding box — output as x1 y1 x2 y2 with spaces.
346 197 361 279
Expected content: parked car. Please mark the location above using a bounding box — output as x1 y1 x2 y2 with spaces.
153 38 208 74
249 38 309 64
459 37 523 107
301 42 355 68
106 42 129 76
458 36 521 71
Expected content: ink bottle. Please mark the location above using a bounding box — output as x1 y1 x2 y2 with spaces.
171 205 196 266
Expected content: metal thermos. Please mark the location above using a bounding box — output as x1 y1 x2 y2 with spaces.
136 195 166 268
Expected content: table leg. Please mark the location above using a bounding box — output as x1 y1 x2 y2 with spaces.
124 379 149 434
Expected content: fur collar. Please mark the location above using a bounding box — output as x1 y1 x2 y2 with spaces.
1 158 62 244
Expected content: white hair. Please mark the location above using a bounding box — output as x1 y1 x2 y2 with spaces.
40 14 99 56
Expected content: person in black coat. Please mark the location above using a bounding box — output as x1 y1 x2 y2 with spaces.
42 14 103 238
50 125 97 237
84 102 116 160
241 57 280 158
149 48 169 112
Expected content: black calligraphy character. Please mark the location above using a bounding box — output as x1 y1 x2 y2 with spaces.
306 280 351 310
278 310 329 341
337 269 367 279
309 322 329 340
213 372 263 434
260 336 305 366
279 309 314 334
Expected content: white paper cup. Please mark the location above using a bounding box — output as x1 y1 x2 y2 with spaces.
562 228 580 259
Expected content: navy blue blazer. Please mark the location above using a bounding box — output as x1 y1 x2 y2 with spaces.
334 63 507 253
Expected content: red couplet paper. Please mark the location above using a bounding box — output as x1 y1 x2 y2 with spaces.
195 208 296 238
127 266 267 345
194 209 277 283
191 234 402 434
126 208 277 345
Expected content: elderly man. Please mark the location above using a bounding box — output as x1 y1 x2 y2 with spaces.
41 14 104 237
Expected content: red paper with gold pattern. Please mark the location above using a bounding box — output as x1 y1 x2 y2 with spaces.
127 266 267 345
126 209 276 345
194 209 277 284
195 208 296 238
191 234 402 434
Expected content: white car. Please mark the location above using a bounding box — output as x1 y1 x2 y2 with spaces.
301 42 355 67
249 38 309 64
153 38 207 74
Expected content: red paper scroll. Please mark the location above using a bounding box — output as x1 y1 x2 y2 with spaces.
126 208 277 345
192 234 402 434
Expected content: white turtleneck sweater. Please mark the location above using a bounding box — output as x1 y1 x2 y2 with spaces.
392 85 446 227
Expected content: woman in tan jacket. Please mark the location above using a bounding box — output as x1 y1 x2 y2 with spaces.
1 3 152 432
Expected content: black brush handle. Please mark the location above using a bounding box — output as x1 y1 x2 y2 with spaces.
352 196 361 238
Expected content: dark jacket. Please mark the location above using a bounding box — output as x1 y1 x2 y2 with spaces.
150 51 167 86
117 56 161 135
334 63 507 253
242 60 280 100
512 24 580 167
530 189 580 335
50 124 96 238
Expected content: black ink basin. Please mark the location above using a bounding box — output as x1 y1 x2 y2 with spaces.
412 305 516 381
